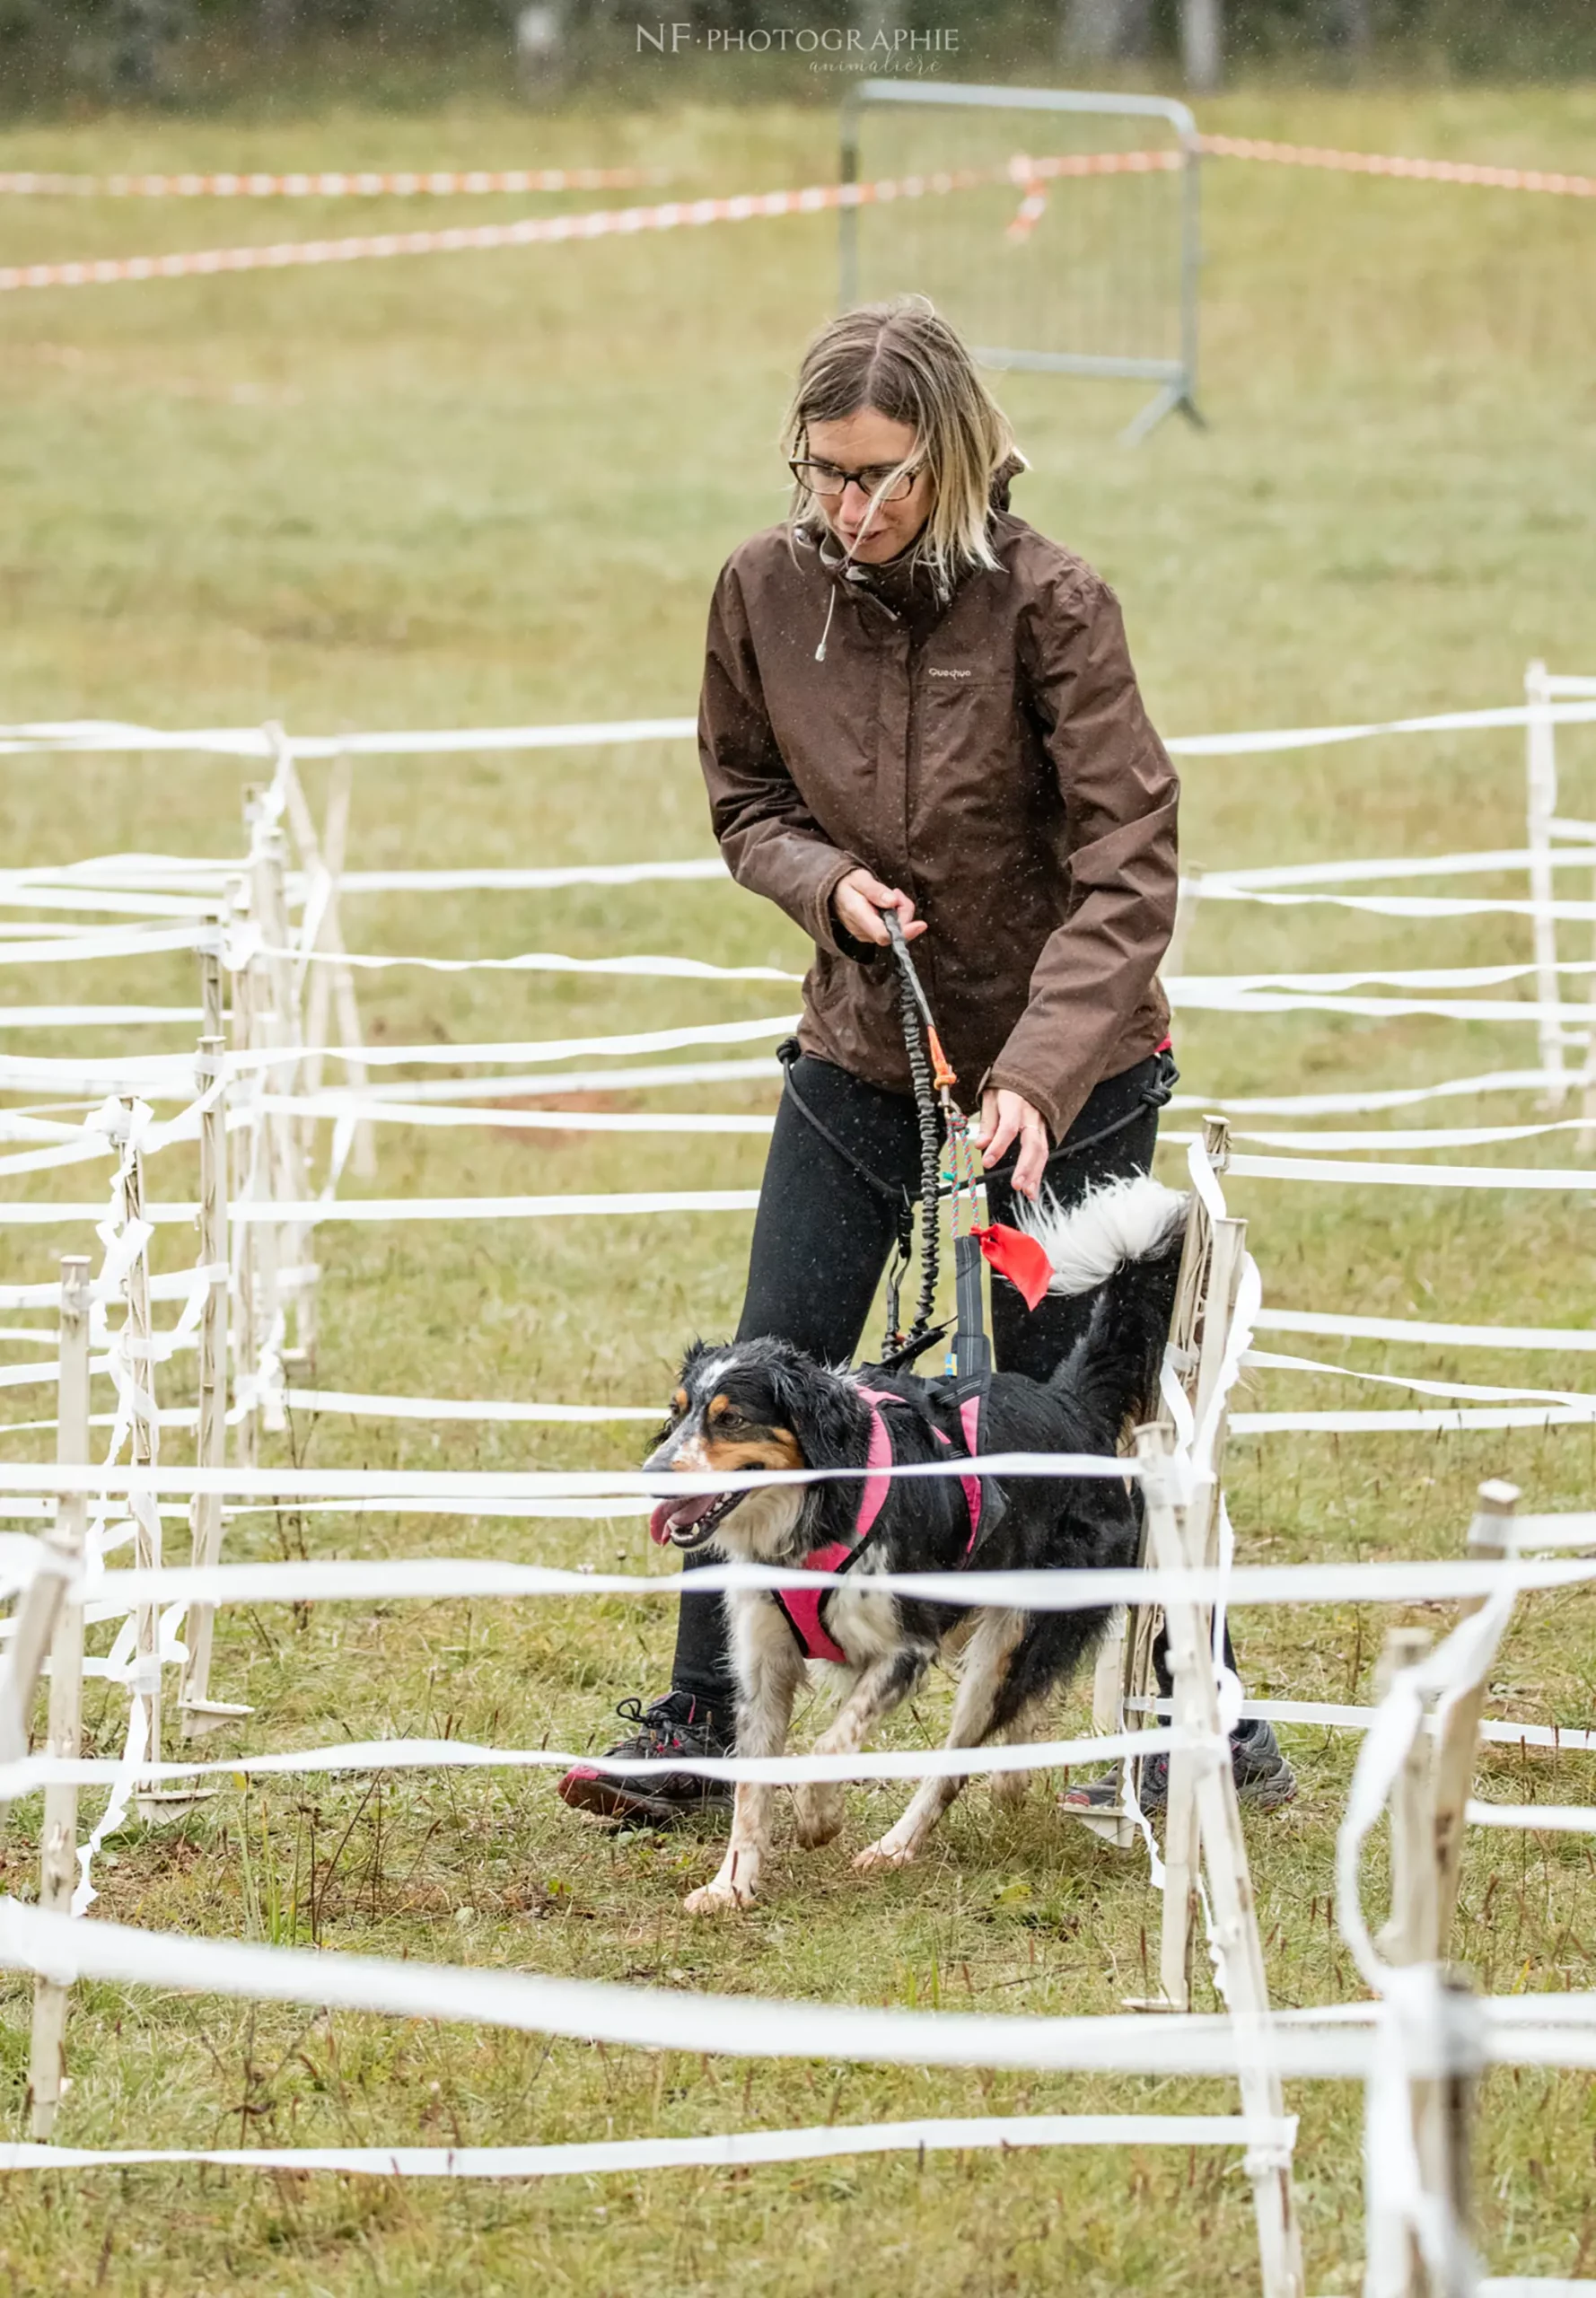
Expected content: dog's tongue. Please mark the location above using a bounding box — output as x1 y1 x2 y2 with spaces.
648 1491 718 1548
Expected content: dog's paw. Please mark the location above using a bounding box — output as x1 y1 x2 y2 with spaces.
683 1873 759 1913
853 1834 917 1873
792 1783 846 1849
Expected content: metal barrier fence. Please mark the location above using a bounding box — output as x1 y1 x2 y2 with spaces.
838 79 1202 440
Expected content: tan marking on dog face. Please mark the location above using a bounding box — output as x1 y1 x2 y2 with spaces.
672 1387 688 1416
701 1429 803 1474
706 1393 732 1423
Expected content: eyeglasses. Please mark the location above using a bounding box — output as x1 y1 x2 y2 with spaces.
789 458 921 504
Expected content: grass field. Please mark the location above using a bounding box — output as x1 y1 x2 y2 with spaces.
2 76 1596 2298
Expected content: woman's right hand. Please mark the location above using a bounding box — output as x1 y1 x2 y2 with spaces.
832 867 928 947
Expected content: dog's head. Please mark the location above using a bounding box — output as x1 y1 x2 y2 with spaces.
644 1338 864 1556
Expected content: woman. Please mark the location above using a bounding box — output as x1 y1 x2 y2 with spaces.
559 297 1293 1826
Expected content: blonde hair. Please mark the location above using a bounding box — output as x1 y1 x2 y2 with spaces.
782 297 1023 585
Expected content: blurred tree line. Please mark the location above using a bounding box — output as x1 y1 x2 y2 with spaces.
3 0 1593 110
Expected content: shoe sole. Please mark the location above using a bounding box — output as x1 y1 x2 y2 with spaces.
557 1772 732 1827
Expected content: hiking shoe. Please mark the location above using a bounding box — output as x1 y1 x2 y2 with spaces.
1060 1722 1297 1819
557 1692 734 1827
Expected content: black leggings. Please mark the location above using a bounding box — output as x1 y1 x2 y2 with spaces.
669 1049 1180 1714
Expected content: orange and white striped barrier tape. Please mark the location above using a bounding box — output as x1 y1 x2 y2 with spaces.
0 165 669 197
3 134 1588 294
1197 131 1595 197
0 154 1161 294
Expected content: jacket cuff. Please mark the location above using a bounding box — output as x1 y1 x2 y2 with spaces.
981 1064 1075 1149
809 849 876 961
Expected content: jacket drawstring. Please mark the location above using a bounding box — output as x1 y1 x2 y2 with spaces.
814 580 838 663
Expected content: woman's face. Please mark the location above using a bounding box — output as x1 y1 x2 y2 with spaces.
803 408 932 565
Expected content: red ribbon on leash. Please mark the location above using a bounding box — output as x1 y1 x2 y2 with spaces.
970 1223 1053 1311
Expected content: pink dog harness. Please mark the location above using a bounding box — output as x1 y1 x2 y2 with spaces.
775 1386 983 1666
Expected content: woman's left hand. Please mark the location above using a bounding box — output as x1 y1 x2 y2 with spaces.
973 1089 1051 1202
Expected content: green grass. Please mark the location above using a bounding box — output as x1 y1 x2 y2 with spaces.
2 78 1596 2298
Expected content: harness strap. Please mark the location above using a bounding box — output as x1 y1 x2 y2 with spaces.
775 1389 985 1665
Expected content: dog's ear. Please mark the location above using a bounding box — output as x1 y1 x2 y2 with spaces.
764 1357 866 1468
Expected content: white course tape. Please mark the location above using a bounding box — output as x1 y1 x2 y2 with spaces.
0 1722 1184 1798
338 859 726 891
239 1012 802 1072
0 1004 206 1028
1128 1697 1596 1754
1228 1152 1596 1192
235 1190 765 1223
346 1056 782 1102
1255 1307 1596 1354
0 716 702 759
0 923 203 968
0 1899 1375 2079
1232 1404 1596 1434
0 1190 765 1225
0 885 215 918
1207 844 1596 891
276 942 802 985
1177 959 1595 996
7 695 1596 763
0 1013 800 1099
1229 1117 1596 1153
1466 1803 1596 1833
1173 989 1596 1025
1208 887 1596 924
0 2112 1293 2181
282 1387 660 1424
263 1095 776 1137
1244 1349 1596 1415
1170 1067 1564 1118
34 1551 1596 1618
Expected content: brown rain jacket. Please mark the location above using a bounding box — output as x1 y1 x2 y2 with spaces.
697 484 1178 1144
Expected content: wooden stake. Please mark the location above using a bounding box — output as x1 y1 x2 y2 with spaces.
1136 1422 1303 2298
1375 1627 1437 1969
179 1034 251 1741
25 1255 92 2139
1071 1115 1230 1861
1162 1210 1249 2009
1433 1480 1518 1950
1370 1602 1491 2298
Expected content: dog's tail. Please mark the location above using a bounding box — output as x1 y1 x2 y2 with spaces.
1014 1177 1190 1441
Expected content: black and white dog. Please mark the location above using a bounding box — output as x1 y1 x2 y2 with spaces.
645 1174 1189 1912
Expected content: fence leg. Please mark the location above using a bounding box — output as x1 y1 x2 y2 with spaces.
25 1257 92 2139
180 1032 251 1742
253 820 307 1386
119 1110 167 1820
1137 1423 1303 2298
228 859 259 1477
286 745 375 1180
